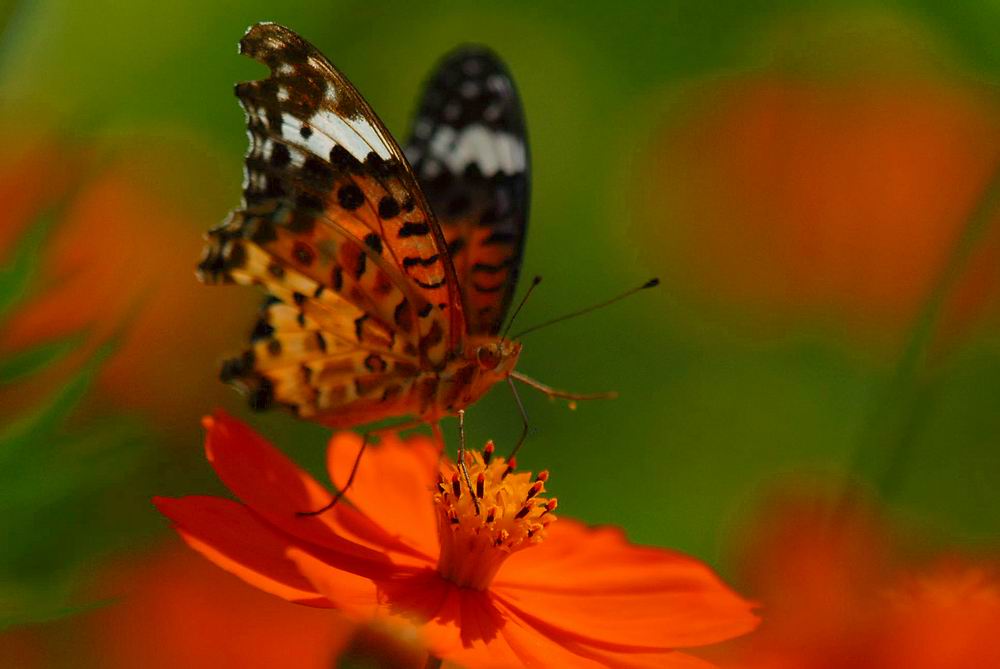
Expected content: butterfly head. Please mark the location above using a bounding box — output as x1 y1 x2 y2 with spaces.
474 339 522 375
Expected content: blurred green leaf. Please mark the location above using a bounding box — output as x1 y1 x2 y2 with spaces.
891 340 1000 542
0 343 153 630
0 205 54 320
0 594 113 631
0 335 80 384
0 345 107 456
848 163 1000 499
0 207 154 631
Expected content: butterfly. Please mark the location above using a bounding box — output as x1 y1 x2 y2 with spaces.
198 23 550 448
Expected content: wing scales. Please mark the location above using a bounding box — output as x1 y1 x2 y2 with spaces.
405 46 530 335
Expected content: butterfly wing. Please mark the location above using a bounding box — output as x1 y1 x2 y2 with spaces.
404 46 530 336
198 23 465 422
219 295 427 426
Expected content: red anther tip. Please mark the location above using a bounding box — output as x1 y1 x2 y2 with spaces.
484 441 495 452
536 470 549 482
476 473 485 498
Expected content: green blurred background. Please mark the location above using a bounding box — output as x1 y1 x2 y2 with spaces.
1 1 999 666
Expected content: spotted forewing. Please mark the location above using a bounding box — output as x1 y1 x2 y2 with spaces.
198 23 529 424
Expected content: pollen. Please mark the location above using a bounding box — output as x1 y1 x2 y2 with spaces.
434 440 558 591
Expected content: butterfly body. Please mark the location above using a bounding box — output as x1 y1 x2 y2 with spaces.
200 23 530 430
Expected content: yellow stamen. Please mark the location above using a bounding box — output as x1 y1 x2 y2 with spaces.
434 441 557 590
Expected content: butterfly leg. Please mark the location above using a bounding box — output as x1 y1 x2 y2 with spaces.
454 411 480 515
506 375 530 460
297 419 423 516
509 370 618 404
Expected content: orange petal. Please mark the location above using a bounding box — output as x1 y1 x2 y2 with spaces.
291 547 628 668
202 410 411 565
326 432 440 557
285 547 391 621
291 550 500 662
487 599 721 669
494 519 758 649
154 495 328 605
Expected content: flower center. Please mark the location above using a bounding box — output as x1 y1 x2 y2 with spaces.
433 441 557 591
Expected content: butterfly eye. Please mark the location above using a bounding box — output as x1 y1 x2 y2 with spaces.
476 346 501 370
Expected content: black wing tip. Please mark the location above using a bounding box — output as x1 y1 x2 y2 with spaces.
445 43 505 63
239 22 274 55
238 22 313 66
643 277 660 289
240 21 288 49
434 43 514 80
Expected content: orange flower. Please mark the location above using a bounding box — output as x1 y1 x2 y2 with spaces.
639 76 1000 348
155 412 759 668
716 488 1000 669
0 543 428 669
881 564 1000 669
82 544 358 669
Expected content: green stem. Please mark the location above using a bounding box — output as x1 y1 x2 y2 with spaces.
845 159 1000 501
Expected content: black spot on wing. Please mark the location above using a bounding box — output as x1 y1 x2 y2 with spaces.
472 280 505 294
378 196 400 219
402 254 440 269
471 259 511 274
363 232 383 254
330 145 363 172
270 143 291 167
446 236 466 256
398 221 431 238
338 184 365 210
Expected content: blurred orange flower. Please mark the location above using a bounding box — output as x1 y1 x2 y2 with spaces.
156 411 759 668
0 542 356 669
882 564 1000 669
640 76 1000 348
0 132 257 432
0 132 78 261
715 488 1000 669
83 543 356 669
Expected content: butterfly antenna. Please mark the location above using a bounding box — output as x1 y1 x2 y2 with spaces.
511 278 660 339
501 275 542 341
